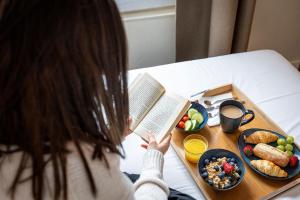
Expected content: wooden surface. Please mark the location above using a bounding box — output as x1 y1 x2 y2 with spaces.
171 84 300 200
261 178 300 200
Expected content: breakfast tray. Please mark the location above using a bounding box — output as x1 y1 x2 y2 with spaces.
171 84 300 200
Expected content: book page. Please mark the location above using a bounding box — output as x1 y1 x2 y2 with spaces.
134 91 190 143
129 73 165 130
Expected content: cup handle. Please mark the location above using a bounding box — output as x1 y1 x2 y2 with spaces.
241 109 255 126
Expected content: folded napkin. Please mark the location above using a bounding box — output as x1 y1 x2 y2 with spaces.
197 93 233 127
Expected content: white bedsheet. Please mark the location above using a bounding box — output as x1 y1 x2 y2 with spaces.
120 50 300 200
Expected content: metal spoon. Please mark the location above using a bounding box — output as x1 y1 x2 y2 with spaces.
208 112 218 118
204 97 235 106
206 105 220 112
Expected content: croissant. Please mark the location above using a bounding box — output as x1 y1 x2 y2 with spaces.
253 143 289 167
244 131 278 144
250 160 287 177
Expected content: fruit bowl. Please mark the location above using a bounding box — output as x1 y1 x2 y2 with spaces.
198 149 245 191
176 102 208 132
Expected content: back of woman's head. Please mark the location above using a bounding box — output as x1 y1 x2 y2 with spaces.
0 0 128 199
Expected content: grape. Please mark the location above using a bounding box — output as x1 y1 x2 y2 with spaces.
286 136 294 144
285 144 293 152
277 145 285 152
286 150 293 157
277 138 286 146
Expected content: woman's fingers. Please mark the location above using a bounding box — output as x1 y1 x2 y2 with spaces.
140 132 172 154
160 134 172 146
148 132 156 143
157 134 172 154
147 132 158 149
140 132 156 150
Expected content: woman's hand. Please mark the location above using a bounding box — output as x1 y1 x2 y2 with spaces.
141 132 172 155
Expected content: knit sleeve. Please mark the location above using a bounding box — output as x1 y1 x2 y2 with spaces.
133 149 169 200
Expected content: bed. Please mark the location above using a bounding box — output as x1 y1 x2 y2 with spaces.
120 50 300 199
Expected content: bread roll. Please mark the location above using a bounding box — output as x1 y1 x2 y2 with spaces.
250 160 287 177
253 143 289 167
244 131 278 144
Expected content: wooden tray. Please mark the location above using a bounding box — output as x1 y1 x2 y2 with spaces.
171 84 300 200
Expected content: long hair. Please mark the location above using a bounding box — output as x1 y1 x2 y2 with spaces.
0 0 128 199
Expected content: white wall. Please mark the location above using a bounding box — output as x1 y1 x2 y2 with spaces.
122 8 176 69
248 0 300 66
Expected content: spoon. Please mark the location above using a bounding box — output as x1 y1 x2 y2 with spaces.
208 112 218 118
204 97 235 106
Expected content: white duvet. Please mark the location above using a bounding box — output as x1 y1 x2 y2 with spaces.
121 50 300 199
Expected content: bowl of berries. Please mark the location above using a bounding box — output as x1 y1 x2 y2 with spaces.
198 149 245 191
176 102 208 132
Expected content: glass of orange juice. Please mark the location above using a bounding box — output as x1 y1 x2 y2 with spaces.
183 134 208 163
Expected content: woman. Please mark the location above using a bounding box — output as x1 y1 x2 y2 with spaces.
0 0 174 199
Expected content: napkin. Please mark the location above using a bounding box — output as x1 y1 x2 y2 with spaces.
197 92 233 127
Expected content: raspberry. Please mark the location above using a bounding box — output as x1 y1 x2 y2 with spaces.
223 162 234 174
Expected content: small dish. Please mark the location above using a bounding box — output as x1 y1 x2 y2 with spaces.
183 134 208 163
198 149 245 191
176 102 208 132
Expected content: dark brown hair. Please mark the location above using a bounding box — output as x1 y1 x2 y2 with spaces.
0 0 128 199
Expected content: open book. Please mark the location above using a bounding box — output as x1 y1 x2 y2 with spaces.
129 73 190 143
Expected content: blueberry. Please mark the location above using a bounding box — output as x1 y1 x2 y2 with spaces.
204 159 210 165
224 183 231 189
211 157 217 161
213 166 219 171
227 157 232 162
236 168 241 174
208 179 213 185
227 176 232 182
229 162 235 166
230 158 236 163
218 172 225 179
200 167 206 173
220 165 224 170
201 172 208 178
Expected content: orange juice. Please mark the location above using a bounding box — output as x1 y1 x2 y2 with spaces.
184 135 208 163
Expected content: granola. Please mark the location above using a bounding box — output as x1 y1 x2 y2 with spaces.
200 156 241 189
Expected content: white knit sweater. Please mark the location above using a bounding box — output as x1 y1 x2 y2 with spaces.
0 143 169 200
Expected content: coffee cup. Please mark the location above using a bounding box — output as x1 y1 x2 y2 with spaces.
219 100 255 133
